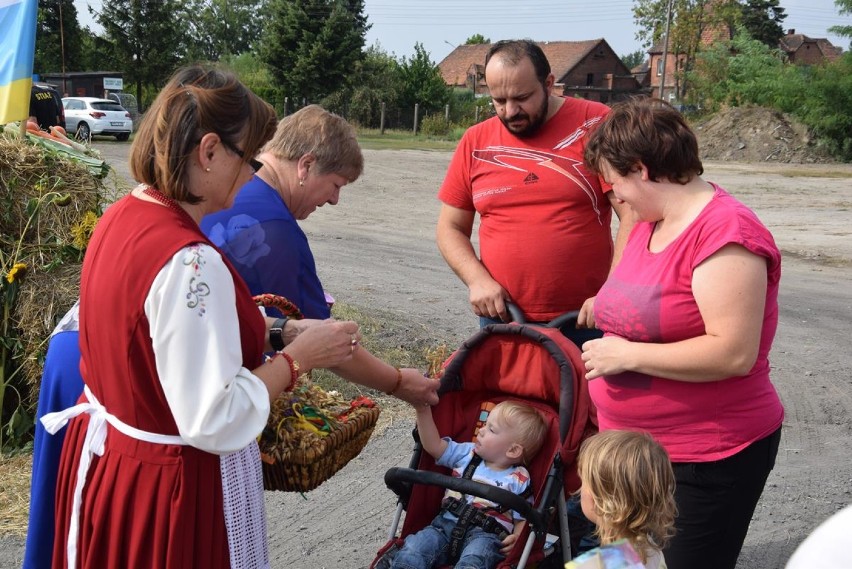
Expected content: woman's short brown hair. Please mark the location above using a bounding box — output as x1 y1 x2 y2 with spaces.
130 65 277 204
584 97 703 185
262 104 363 182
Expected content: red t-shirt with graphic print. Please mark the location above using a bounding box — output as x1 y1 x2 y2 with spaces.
439 97 613 321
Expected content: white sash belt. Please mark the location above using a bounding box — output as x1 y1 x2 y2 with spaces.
41 384 187 569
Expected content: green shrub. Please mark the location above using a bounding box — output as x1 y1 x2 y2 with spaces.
419 113 451 136
688 29 852 161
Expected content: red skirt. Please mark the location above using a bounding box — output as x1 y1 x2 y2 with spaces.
52 413 230 568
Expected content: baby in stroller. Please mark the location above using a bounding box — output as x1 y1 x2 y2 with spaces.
374 314 596 569
390 400 548 569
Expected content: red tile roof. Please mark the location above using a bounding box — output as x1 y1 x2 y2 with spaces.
779 33 843 62
438 40 606 87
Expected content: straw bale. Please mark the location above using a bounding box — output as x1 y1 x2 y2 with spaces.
0 135 108 401
0 453 30 536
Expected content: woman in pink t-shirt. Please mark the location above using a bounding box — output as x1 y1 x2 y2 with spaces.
578 98 783 569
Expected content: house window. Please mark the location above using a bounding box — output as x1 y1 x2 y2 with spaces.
656 58 663 76
586 73 594 86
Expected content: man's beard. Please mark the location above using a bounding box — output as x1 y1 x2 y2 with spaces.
499 91 549 138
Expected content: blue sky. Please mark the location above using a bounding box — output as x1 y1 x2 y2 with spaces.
74 0 852 64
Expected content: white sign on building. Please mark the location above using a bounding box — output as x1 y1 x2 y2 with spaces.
103 77 123 91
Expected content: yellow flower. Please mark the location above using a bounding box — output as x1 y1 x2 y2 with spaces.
70 211 100 250
5 262 27 284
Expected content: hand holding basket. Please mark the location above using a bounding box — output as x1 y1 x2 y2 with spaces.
254 294 381 492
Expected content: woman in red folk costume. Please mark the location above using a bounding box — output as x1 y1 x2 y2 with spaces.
46 65 361 568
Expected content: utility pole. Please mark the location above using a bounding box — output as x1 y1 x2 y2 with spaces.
59 0 67 94
659 0 674 101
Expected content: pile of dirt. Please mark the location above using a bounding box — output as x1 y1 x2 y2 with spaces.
693 106 834 163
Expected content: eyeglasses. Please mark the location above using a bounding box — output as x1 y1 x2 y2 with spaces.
222 140 264 173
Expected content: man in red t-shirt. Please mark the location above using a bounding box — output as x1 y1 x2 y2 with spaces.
437 40 634 346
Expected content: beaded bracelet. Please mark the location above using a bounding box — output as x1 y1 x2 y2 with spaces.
386 367 403 396
279 351 300 392
266 350 301 392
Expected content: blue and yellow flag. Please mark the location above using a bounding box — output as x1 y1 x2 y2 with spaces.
0 0 38 124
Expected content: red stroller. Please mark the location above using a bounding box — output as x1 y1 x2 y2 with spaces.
371 307 596 568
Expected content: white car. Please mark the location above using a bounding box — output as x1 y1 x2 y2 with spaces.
62 97 133 141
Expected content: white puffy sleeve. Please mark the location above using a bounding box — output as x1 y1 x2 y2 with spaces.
144 243 270 454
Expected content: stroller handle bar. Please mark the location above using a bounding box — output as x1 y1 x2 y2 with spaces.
384 467 548 534
505 301 580 331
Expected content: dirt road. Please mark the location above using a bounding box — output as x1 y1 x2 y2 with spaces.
2 145 850 568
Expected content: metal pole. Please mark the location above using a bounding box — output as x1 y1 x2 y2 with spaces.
413 103 419 135
659 0 674 100
59 0 66 94
380 101 386 134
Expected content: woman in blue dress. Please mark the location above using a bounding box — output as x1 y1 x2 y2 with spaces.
201 105 438 408
23 302 83 569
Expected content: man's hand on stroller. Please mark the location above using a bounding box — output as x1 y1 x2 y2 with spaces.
577 296 597 329
468 276 510 322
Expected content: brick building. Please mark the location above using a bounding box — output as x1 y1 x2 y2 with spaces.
779 29 843 65
438 40 640 104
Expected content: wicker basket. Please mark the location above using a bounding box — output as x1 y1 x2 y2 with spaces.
254 294 381 492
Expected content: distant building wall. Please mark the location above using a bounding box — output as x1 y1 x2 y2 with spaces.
38 72 124 98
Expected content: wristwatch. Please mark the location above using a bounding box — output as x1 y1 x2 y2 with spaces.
269 317 288 351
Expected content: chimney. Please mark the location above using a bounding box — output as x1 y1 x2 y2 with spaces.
787 29 795 35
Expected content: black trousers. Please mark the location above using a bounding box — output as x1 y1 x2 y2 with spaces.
665 427 782 569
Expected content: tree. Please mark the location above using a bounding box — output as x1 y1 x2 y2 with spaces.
93 0 185 109
398 42 450 114
740 0 786 48
633 0 739 99
687 27 793 110
321 43 403 127
260 0 370 106
621 49 647 69
830 0 852 47
183 0 265 61
74 28 105 73
797 52 852 159
465 34 490 44
222 52 283 110
34 0 85 75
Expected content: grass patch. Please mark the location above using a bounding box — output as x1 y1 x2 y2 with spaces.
356 128 459 152
310 300 451 400
312 300 452 437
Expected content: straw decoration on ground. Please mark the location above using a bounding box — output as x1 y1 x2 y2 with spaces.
254 294 381 492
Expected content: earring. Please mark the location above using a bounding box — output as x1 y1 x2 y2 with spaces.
299 179 304 187
205 167 211 172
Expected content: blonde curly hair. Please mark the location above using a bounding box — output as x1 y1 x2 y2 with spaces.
577 430 677 563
